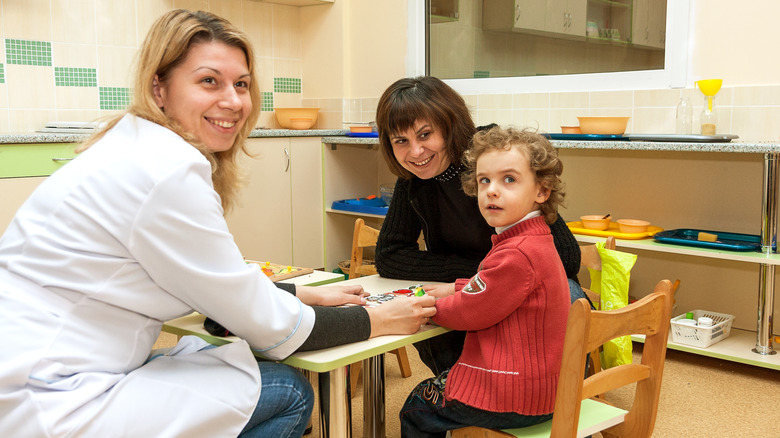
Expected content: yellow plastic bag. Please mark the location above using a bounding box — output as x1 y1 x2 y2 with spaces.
587 241 637 368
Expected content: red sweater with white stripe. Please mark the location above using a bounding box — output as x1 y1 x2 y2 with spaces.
432 216 570 415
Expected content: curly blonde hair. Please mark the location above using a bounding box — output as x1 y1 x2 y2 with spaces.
77 9 261 213
461 126 565 224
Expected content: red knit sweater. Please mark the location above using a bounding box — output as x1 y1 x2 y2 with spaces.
432 216 570 415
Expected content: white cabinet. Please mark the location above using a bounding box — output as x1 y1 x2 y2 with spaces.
632 0 666 49
226 137 324 269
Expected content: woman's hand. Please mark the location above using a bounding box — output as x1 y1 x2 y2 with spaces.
365 295 437 338
422 282 456 299
295 284 368 307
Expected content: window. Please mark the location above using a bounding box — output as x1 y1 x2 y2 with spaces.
406 0 690 94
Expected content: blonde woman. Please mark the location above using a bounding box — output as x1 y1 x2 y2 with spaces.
0 10 434 438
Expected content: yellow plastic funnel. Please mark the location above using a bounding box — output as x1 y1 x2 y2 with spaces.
696 79 723 112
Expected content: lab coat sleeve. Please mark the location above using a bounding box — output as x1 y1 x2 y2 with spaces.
128 157 314 360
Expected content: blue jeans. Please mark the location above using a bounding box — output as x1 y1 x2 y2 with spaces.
414 279 591 376
239 361 314 438
399 370 551 437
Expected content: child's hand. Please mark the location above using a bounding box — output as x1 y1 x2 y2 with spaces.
422 283 456 299
295 285 368 307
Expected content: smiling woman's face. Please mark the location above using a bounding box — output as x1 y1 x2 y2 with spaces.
390 120 451 180
153 41 252 153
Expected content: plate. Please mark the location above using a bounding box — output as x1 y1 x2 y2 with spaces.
627 134 739 143
567 221 663 239
653 229 761 251
544 133 627 141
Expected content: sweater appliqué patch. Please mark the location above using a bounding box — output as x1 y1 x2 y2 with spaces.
462 273 486 294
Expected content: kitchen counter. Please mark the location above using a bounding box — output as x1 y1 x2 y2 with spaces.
322 136 780 153
0 128 348 144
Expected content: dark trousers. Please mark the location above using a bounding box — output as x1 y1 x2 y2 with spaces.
399 370 551 438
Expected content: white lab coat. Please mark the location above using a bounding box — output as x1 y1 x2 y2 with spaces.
0 115 315 437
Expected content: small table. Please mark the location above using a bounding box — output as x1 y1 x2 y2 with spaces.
162 274 448 438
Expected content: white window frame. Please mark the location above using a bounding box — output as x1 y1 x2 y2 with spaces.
407 0 691 94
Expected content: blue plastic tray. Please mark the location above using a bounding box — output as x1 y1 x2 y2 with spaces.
653 229 762 251
345 132 379 138
544 133 627 141
331 198 388 215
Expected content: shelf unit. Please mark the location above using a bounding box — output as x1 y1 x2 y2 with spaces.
576 233 780 370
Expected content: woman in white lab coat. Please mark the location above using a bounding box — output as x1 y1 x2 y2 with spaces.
0 9 435 438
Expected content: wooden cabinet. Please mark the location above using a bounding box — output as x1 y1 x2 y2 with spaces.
225 137 324 269
546 0 587 37
483 0 586 38
586 0 633 44
431 0 459 23
632 0 666 49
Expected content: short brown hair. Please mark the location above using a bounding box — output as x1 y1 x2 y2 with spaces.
375 76 475 179
461 126 565 224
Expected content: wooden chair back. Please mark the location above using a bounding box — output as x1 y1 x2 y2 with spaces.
348 218 380 279
451 279 674 438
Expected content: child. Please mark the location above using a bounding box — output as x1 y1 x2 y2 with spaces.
399 126 571 437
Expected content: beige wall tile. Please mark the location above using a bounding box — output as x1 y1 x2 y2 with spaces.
731 106 780 142
474 108 512 127
0 83 7 107
209 0 244 29
55 87 99 110
550 91 589 109
55 109 102 123
257 58 275 94
174 0 209 13
513 109 550 132
274 93 301 108
6 65 55 109
8 109 56 133
513 93 549 109
590 90 633 108
53 43 98 68
272 4 301 59
0 109 9 132
633 107 674 134
634 88 679 108
244 1 274 58
96 1 136 47
52 0 96 44
274 59 301 80
256 111 275 129
136 0 175 46
3 0 51 41
97 46 136 88
549 109 582 131
477 93 512 110
732 85 780 107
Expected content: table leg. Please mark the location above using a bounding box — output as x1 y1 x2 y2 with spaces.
317 365 352 437
755 153 778 355
362 354 386 438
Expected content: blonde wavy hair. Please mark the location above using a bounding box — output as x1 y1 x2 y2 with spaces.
461 126 565 224
77 9 261 212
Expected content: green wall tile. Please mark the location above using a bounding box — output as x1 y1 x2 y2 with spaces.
55 67 97 87
99 87 131 110
262 91 274 111
6 39 52 66
0 64 4 83
273 77 301 93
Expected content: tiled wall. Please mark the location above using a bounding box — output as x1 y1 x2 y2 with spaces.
0 0 319 133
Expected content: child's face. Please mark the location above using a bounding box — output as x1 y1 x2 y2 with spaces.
476 147 549 228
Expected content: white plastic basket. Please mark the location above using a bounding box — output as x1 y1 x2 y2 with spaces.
670 310 735 348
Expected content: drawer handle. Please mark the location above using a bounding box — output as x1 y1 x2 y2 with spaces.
52 157 73 162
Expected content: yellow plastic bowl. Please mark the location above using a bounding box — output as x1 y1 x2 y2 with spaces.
274 108 319 130
617 219 650 234
577 116 630 135
580 215 611 231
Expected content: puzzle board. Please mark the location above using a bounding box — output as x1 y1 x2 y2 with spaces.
245 260 314 282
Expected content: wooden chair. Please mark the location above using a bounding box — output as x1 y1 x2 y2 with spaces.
348 218 412 396
450 279 674 438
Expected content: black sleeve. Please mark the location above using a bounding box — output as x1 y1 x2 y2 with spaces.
375 179 482 282
297 305 372 351
550 213 582 282
276 282 296 295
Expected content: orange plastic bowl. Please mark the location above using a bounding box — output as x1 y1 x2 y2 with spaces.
561 125 582 134
617 219 650 234
580 215 611 231
577 116 630 135
274 108 319 130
